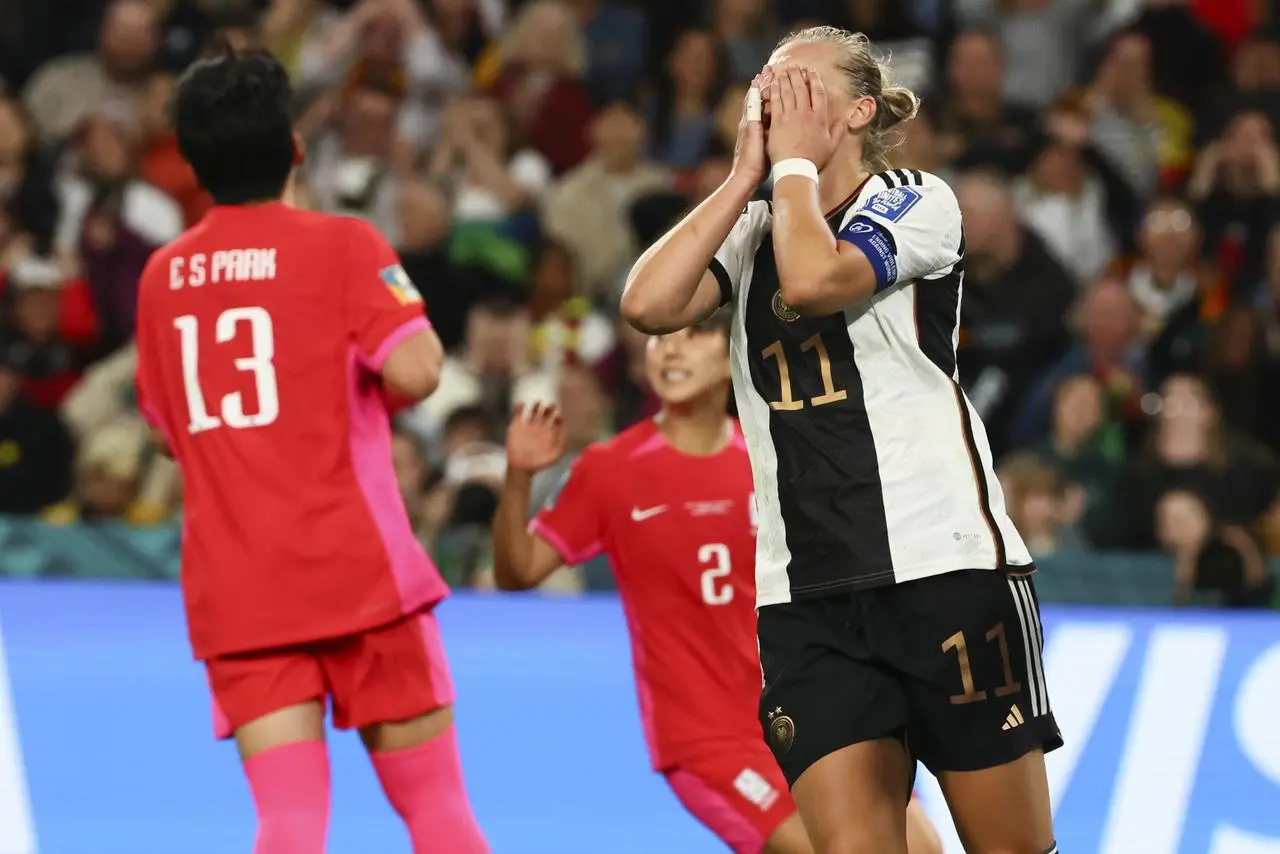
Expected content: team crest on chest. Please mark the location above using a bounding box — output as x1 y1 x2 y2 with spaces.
771 290 799 323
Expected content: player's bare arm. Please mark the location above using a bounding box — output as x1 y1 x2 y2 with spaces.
768 66 877 317
492 403 569 591
380 325 444 401
620 80 767 334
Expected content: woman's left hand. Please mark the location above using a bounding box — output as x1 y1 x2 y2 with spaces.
765 66 839 170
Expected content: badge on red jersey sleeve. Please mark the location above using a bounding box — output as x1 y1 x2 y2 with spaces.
378 264 422 306
344 219 431 368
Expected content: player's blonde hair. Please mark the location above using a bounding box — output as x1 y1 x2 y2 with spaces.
774 26 920 172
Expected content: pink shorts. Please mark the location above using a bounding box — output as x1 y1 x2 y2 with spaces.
665 743 796 854
204 608 454 739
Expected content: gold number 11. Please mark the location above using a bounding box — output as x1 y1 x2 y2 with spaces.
761 333 848 411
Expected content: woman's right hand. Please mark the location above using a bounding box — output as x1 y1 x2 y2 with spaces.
505 403 566 474
730 71 769 189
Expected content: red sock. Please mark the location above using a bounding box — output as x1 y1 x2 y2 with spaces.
370 726 489 854
243 741 330 854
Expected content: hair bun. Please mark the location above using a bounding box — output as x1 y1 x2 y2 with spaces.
878 86 920 129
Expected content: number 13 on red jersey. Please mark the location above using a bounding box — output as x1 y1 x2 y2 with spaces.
174 306 279 434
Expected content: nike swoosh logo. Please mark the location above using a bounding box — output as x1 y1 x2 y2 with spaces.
630 505 668 521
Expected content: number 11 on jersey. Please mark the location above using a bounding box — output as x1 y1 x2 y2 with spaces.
175 307 280 434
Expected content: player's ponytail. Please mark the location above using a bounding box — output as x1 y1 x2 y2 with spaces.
774 26 921 172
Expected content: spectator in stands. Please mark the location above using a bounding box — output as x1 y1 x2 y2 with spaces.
953 0 1099 109
1032 374 1125 543
892 105 952 182
431 95 551 223
0 256 94 410
55 337 179 521
1084 30 1185 197
567 0 648 103
396 178 465 347
1157 489 1275 608
294 0 468 150
1013 276 1147 448
998 452 1087 559
486 0 594 175
43 415 151 524
138 71 211 227
1013 104 1116 283
1231 26 1280 102
0 343 73 514
433 404 512 588
953 169 1076 458
597 307 661 432
304 62 412 241
1129 0 1231 113
0 95 58 256
23 0 160 141
405 298 553 441
392 423 432 540
1202 306 1280 452
55 99 182 353
712 0 775 84
527 239 615 374
1119 372 1280 548
1189 107 1280 291
647 29 728 171
934 30 1039 172
1112 196 1221 340
149 0 219 72
544 100 671 297
823 0 933 91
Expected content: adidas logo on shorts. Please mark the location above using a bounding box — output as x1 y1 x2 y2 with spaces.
1002 704 1026 731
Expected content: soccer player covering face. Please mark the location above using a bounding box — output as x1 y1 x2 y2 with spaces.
491 316 941 854
133 49 488 854
622 25 1063 854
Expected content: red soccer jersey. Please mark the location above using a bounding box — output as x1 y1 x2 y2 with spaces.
532 418 761 769
135 203 449 660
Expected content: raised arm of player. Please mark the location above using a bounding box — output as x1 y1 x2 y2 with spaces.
769 67 963 316
767 67 878 316
620 83 766 334
344 218 443 401
492 404 604 591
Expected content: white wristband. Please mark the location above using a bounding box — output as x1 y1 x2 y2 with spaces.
771 158 819 185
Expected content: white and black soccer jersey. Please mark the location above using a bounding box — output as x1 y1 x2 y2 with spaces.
709 168 1033 608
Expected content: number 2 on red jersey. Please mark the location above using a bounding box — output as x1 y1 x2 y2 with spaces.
174 306 279 433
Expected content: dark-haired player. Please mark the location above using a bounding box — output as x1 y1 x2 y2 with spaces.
134 49 488 854
490 316 941 854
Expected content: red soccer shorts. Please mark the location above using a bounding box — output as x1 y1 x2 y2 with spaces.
664 743 796 854
204 608 455 739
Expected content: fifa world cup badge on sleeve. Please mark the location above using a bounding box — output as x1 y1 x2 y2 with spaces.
864 186 922 223
379 265 423 306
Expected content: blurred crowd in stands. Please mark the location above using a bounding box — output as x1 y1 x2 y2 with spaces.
0 0 1276 606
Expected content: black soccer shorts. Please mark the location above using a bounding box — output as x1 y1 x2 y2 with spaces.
756 569 1063 786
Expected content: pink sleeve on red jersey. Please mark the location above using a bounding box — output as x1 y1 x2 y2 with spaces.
530 452 605 565
342 218 433 371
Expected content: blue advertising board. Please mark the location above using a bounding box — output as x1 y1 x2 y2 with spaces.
0 582 1277 854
